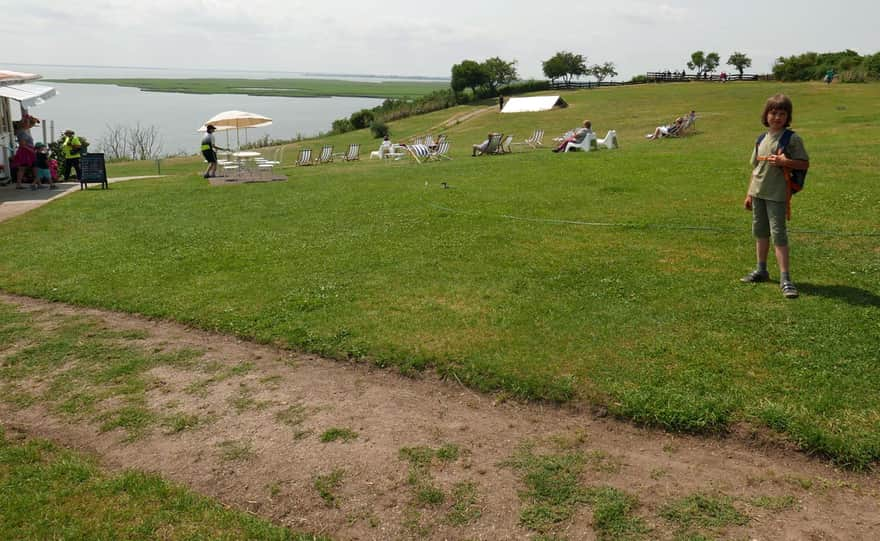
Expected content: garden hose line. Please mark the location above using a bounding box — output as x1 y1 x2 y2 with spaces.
425 202 880 239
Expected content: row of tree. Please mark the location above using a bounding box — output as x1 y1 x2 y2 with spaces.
685 51 752 77
772 49 880 82
541 52 617 84
450 53 618 96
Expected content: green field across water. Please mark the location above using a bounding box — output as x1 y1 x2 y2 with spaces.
47 77 450 98
1 81 878 468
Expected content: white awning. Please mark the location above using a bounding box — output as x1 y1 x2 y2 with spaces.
0 83 57 109
501 95 568 113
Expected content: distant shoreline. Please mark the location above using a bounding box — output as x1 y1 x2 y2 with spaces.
41 77 450 100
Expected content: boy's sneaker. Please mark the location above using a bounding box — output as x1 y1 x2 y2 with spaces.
781 281 799 299
740 269 770 283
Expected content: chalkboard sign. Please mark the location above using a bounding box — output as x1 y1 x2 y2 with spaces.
79 153 108 189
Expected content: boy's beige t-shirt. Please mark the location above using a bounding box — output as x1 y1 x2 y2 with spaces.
748 130 809 202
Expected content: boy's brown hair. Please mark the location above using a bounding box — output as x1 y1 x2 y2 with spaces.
762 93 793 127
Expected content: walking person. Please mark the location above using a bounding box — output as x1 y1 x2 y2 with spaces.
741 94 810 299
201 124 229 178
61 129 83 181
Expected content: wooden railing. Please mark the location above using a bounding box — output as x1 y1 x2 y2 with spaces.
645 72 768 82
548 80 632 90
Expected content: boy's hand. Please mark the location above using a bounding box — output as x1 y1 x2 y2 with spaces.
767 150 786 167
743 195 753 210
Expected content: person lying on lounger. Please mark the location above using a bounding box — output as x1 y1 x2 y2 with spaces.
645 117 684 140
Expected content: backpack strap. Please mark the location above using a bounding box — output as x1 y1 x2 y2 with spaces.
778 128 794 155
754 133 767 157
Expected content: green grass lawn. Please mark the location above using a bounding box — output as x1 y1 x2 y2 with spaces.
47 77 449 99
2 81 878 468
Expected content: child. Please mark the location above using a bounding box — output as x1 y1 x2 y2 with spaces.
33 142 55 189
741 94 810 299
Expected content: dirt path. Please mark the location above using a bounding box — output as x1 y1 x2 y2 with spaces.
1 293 878 540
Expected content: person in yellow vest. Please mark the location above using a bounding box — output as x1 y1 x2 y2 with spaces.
61 129 83 181
201 124 229 178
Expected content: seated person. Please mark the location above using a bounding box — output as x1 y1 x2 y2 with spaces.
646 117 684 140
370 136 394 159
472 132 499 156
553 120 593 152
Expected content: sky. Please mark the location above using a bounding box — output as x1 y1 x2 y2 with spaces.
2 0 878 80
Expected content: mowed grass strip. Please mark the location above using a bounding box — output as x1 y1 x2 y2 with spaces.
0 428 323 540
1 82 878 467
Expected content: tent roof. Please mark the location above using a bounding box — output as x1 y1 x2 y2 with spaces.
0 70 41 86
0 83 57 109
501 95 568 113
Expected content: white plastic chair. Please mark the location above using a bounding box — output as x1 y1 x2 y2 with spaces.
564 132 598 152
596 130 619 149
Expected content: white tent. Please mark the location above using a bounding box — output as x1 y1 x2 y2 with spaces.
501 95 568 113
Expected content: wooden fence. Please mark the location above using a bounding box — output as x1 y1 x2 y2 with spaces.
645 72 769 82
548 80 633 90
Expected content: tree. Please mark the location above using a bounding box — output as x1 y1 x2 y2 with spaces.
451 60 489 95
726 51 752 77
686 51 706 74
542 51 587 85
687 50 720 75
97 122 162 160
590 62 618 83
704 52 721 74
482 57 518 93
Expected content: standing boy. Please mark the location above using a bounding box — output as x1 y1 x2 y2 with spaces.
741 94 810 299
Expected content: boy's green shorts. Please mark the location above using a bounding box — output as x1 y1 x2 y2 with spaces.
751 197 788 246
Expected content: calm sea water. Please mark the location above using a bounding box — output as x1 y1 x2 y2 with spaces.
7 64 414 156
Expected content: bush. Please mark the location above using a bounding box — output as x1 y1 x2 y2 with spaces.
331 118 354 135
370 121 389 139
349 109 375 130
629 74 648 84
497 79 552 96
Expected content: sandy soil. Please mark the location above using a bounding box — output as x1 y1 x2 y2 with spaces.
1 292 878 540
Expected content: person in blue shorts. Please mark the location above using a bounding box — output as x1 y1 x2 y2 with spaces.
33 142 55 189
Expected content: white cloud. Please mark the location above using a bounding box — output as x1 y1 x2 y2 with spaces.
4 0 878 79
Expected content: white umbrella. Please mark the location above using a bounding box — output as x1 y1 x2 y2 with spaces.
196 110 273 149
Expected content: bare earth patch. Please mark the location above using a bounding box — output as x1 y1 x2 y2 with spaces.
1 292 878 540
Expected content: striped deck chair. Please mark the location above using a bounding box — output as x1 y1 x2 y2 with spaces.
473 133 503 156
430 141 451 160
314 145 334 164
342 143 360 161
408 144 432 164
512 129 544 149
295 148 312 166
495 134 514 154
